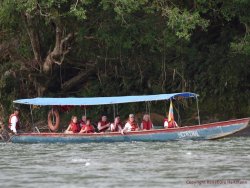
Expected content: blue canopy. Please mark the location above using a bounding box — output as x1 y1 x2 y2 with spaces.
13 92 198 106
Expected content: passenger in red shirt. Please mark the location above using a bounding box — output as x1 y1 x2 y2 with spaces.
65 116 80 133
79 117 95 133
97 115 110 133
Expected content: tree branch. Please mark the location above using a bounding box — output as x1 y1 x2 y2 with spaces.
61 68 95 92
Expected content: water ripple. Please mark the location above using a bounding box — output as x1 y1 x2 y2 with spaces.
0 138 250 187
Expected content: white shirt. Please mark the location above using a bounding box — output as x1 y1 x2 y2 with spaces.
123 122 133 132
164 121 178 128
10 116 18 133
164 121 168 128
110 123 122 132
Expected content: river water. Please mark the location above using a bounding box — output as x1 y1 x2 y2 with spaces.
0 138 250 188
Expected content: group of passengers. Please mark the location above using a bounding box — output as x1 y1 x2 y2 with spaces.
65 113 178 134
3 106 179 136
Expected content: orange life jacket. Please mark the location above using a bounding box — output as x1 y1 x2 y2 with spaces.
142 120 153 130
70 122 80 133
127 120 138 131
164 118 177 128
8 114 20 130
82 124 94 133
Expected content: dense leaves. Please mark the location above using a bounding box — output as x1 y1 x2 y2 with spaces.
0 0 249 125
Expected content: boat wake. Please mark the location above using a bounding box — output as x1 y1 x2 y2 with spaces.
71 158 91 166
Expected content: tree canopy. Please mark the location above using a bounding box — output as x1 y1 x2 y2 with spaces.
0 0 249 125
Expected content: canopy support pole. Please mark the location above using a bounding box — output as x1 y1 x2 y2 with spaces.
145 102 151 116
84 106 87 117
116 104 119 115
30 105 38 133
177 102 181 126
196 96 201 125
113 104 116 121
148 102 151 117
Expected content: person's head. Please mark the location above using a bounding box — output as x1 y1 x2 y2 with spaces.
71 116 77 123
81 115 86 122
14 107 20 116
101 115 107 122
128 114 135 122
143 114 150 122
114 115 120 124
86 117 91 125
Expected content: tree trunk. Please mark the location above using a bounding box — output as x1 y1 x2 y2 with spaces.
23 13 42 69
43 20 73 73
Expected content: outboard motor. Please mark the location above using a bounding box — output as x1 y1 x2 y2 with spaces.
0 122 12 142
0 130 11 142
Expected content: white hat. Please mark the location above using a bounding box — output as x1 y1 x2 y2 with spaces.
129 114 135 118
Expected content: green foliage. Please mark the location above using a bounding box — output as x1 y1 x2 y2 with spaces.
0 0 249 125
162 7 209 40
0 60 21 120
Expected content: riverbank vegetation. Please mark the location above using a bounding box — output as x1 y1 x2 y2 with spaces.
0 0 249 127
